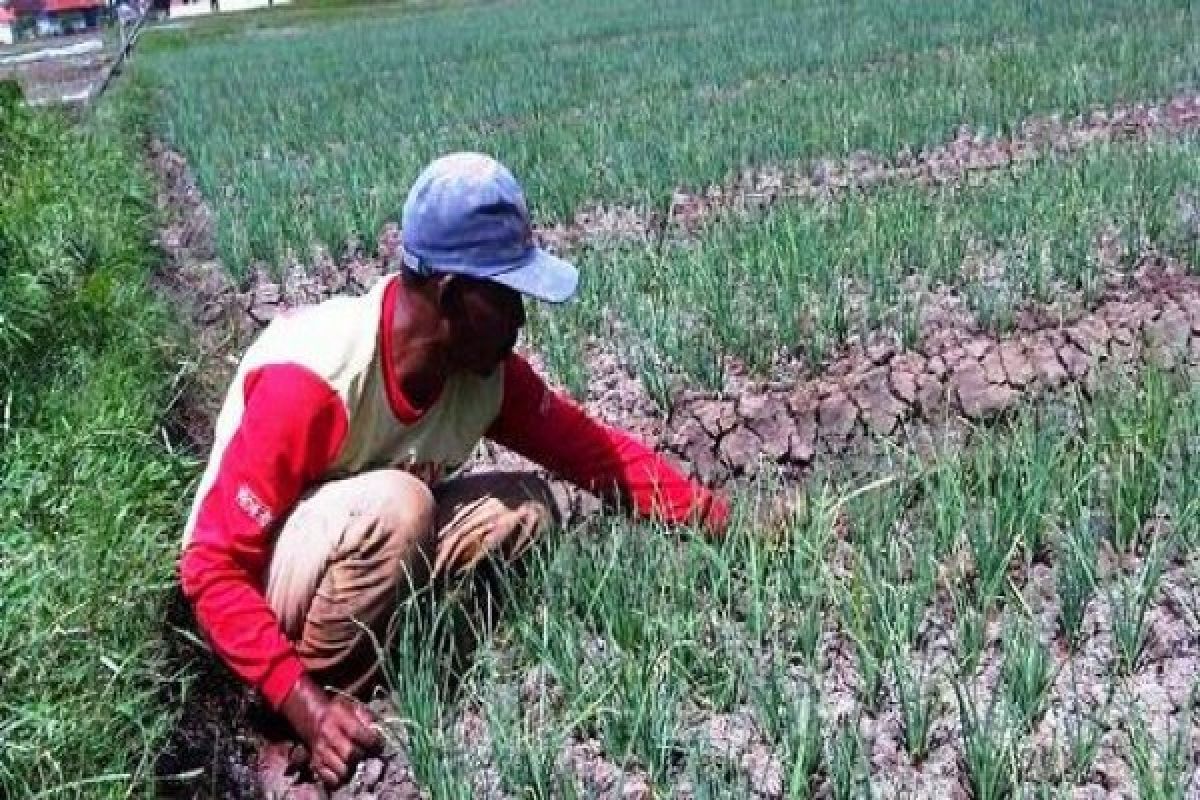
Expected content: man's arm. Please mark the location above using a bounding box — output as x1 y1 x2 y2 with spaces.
179 364 378 784
180 364 347 706
486 354 730 533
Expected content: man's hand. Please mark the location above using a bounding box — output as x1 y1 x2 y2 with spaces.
280 675 382 787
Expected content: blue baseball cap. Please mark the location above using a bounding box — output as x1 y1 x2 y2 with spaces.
399 152 579 304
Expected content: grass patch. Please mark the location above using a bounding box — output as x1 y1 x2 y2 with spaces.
0 88 194 796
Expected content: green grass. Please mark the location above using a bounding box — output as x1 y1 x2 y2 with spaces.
0 86 194 797
131 0 1199 272
1128 704 1194 800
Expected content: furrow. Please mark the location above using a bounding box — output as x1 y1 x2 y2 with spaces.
537 92 1200 253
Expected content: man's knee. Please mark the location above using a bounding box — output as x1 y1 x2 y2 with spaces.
432 472 561 575
290 470 437 693
354 469 436 537
341 469 438 583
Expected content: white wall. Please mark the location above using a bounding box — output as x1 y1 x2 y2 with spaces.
169 0 290 19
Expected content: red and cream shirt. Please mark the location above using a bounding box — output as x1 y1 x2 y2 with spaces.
179 274 728 708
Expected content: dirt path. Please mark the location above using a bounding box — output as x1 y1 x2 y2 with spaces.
0 51 111 106
0 36 112 107
0 37 103 65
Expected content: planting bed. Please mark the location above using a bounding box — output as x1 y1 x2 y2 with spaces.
537 94 1200 256
133 0 1200 270
148 116 1200 800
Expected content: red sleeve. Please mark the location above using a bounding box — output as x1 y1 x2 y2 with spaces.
487 355 729 533
179 364 349 709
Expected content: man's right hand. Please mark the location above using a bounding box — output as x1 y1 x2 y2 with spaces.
279 675 382 787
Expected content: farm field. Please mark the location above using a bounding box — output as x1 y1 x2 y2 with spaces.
2 0 1197 797
135 0 1200 794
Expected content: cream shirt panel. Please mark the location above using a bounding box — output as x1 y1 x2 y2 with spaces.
184 275 506 544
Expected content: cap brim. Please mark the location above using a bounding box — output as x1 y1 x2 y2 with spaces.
488 248 579 304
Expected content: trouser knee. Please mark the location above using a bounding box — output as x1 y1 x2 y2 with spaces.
266 469 436 696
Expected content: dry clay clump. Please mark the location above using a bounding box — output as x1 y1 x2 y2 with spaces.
663 263 1200 484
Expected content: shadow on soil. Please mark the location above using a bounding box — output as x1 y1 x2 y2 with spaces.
154 587 271 799
151 532 539 797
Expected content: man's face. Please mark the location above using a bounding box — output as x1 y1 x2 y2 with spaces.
442 277 526 376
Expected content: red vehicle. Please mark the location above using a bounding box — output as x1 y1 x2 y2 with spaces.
10 0 106 35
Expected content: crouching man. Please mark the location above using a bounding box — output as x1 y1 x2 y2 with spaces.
178 152 730 788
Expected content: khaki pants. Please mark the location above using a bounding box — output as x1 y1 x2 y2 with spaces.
264 469 557 696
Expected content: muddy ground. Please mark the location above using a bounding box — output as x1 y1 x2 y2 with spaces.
145 92 1200 798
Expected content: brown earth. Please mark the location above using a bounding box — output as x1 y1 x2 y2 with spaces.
0 48 111 107
146 96 1200 798
662 257 1200 486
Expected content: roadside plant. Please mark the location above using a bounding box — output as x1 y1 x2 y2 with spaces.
838 582 887 712
953 588 988 677
770 480 833 670
754 670 822 800
1127 711 1193 800
385 590 478 799
965 507 1020 614
864 567 931 660
1062 709 1106 787
924 457 968 558
780 599 825 673
899 290 922 350
1106 447 1167 555
1059 661 1111 784
891 652 940 765
969 279 1016 333
1108 537 1170 676
484 685 571 798
596 646 686 780
998 418 1063 564
1095 371 1172 555
1171 386 1200 548
1055 508 1098 650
